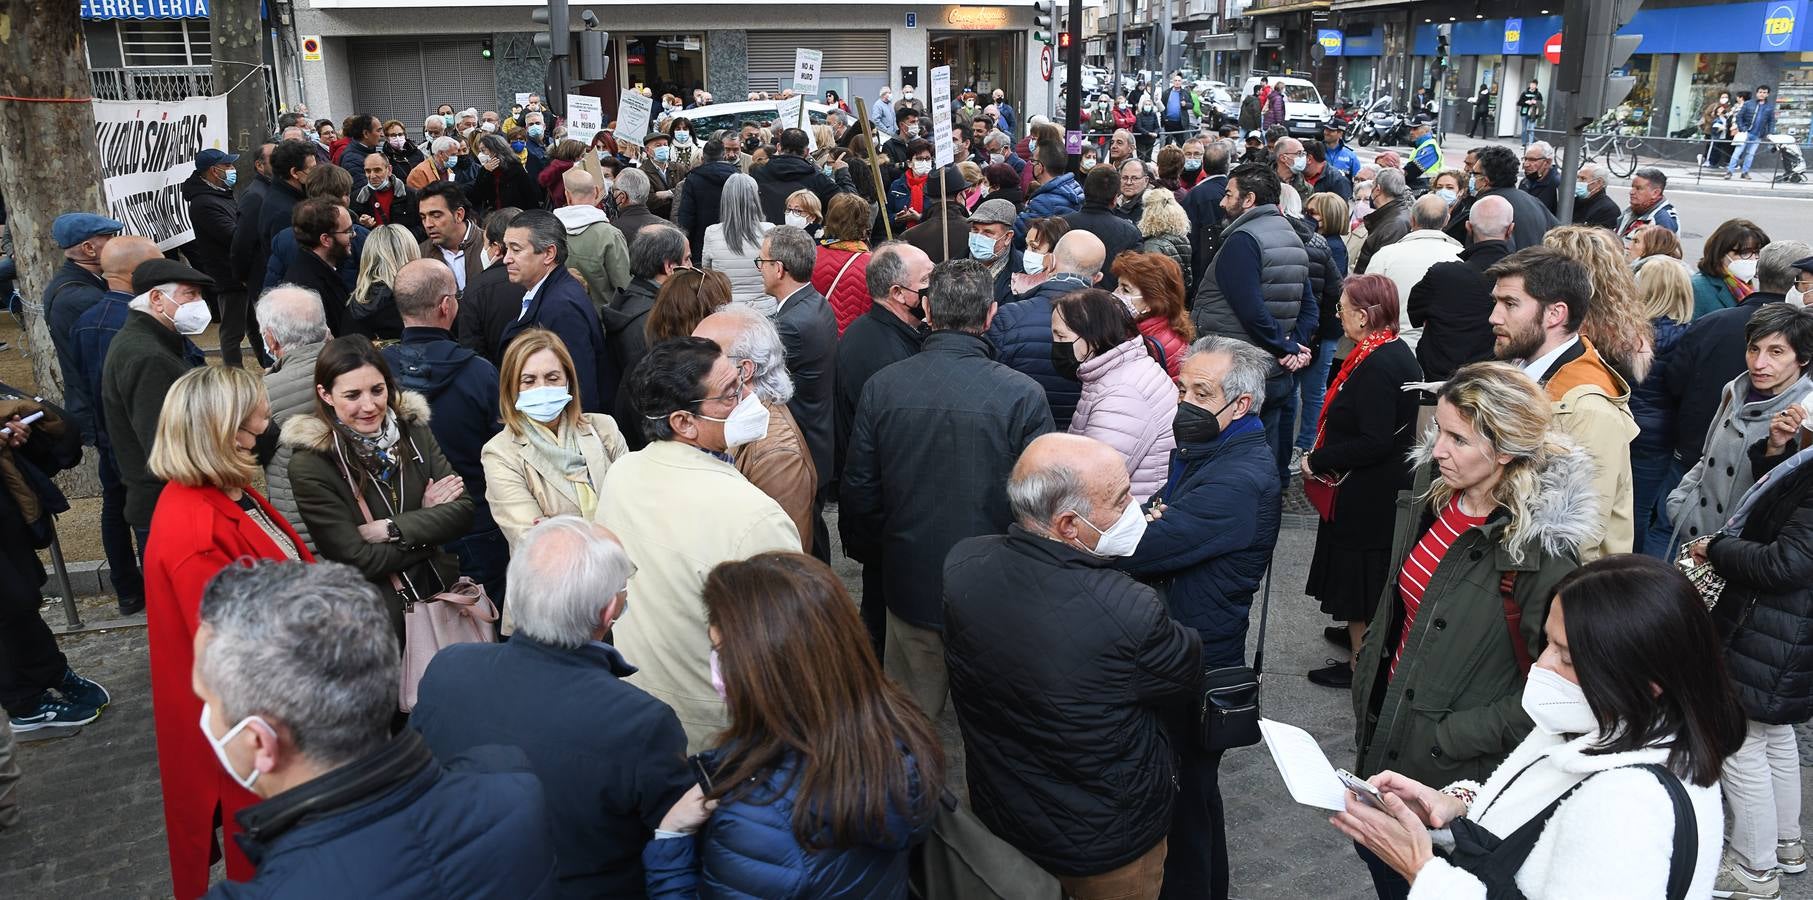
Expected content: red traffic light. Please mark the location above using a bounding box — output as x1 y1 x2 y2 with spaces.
1059 32 1072 49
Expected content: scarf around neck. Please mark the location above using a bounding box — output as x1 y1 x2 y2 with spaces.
335 410 402 484
523 419 594 509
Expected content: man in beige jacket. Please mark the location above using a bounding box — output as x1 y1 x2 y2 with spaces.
599 337 800 751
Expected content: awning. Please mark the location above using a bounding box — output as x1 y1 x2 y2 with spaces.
81 0 210 20
1244 0 1332 15
1196 33 1243 50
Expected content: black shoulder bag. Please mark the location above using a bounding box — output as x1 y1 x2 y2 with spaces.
1197 564 1269 753
1444 761 1697 900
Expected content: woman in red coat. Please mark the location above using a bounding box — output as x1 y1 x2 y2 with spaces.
812 193 875 335
143 366 312 899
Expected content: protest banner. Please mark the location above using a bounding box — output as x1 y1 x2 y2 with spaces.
566 94 604 144
616 90 653 146
793 49 822 127
91 94 228 250
929 65 955 167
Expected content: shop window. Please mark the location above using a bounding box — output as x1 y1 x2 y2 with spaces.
625 35 704 98
118 19 210 68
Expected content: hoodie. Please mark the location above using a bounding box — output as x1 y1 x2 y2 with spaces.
553 204 632 312
382 328 503 534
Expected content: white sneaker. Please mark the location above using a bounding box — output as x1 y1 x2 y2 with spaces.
1715 857 1783 900
1779 838 1807 875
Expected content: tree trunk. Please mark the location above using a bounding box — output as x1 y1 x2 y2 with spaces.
211 0 271 192
0 0 103 406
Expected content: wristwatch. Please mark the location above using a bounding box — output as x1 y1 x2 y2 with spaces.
386 520 403 543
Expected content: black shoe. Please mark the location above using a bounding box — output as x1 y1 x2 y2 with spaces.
9 691 99 734
57 668 109 710
117 596 145 616
1323 626 1350 649
1308 660 1353 688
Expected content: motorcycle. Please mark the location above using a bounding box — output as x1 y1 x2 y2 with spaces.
1357 95 1403 147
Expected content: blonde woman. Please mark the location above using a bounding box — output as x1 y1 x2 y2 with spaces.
481 327 629 548
1630 256 1696 556
143 366 311 899
1543 225 1656 383
784 189 823 238
1136 187 1193 297
347 223 419 342
1350 362 1596 897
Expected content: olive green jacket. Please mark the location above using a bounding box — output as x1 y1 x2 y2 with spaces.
1351 436 1598 787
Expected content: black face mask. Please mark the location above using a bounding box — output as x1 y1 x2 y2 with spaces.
743 137 760 152
1173 397 1236 445
1050 340 1082 380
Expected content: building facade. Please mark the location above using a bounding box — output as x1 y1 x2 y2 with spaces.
287 1 1053 132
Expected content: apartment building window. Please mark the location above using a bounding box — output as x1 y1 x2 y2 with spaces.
118 19 211 67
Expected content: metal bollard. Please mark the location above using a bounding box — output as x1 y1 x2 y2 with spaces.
46 527 81 630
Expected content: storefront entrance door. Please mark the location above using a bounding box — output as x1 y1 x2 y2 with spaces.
929 32 1026 120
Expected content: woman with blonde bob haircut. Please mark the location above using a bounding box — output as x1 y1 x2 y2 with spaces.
1348 362 1600 897
143 365 312 899
482 327 629 549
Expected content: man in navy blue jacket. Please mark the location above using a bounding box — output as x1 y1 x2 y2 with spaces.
382 260 507 603
1183 139 1230 284
499 211 613 412
986 230 1103 429
1727 84 1778 180
412 518 694 899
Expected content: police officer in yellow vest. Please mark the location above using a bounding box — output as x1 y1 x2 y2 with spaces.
1404 120 1444 191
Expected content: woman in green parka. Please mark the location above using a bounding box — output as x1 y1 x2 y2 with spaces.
281 334 474 639
1349 362 1597 899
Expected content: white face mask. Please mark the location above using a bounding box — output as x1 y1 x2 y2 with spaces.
1069 499 1148 558
911 159 932 176
477 151 494 167
785 211 810 229
1520 665 1599 736
1023 249 1046 274
167 295 211 335
1789 286 1807 307
480 121 498 133
698 387 770 448
200 702 267 791
1728 256 1759 284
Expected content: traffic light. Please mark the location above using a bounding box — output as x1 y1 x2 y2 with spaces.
1560 0 1643 125
531 1 570 57
1436 34 1450 72
480 39 493 59
1033 1 1055 45
1059 32 1072 50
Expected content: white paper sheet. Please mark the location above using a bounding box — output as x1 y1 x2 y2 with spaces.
1259 718 1350 812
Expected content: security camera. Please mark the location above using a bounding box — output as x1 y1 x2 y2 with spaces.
581 10 600 28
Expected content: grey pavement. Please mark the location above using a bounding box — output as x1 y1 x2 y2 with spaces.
11 506 1813 898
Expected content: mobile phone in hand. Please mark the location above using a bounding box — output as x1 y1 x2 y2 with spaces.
689 755 715 793
1336 768 1385 810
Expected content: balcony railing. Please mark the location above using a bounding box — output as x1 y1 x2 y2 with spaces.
90 66 216 102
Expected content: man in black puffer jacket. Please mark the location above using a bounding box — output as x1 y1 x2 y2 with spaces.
1061 166 1142 290
750 128 856 225
946 433 1199 895
675 134 738 256
985 230 1103 429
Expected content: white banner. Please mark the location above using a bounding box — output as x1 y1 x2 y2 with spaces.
615 90 653 147
566 94 603 144
92 94 228 251
929 65 955 168
774 96 815 151
793 48 822 110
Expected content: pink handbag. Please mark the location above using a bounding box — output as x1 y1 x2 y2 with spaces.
337 451 498 712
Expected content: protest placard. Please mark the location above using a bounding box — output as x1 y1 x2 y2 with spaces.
91 94 228 250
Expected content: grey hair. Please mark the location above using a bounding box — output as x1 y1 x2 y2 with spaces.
1374 168 1411 202
1759 240 1813 293
614 166 651 205
478 133 514 160
710 303 795 403
927 258 995 333
256 284 330 348
1007 459 1093 530
631 224 688 279
507 516 634 649
1410 194 1449 230
197 560 397 766
430 136 461 157
766 225 817 281
1528 140 1555 160
128 281 180 313
866 240 910 300
719 173 766 254
1182 334 1271 415
985 131 1013 151
1204 139 1232 175
1579 162 1610 189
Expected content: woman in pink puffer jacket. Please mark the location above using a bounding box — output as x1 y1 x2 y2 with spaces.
1052 289 1178 498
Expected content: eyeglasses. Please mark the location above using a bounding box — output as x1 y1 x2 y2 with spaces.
753 257 779 267
689 380 744 409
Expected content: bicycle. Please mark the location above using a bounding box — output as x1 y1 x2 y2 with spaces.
1581 128 1641 178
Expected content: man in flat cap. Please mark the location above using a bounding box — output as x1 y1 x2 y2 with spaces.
100 258 211 552
42 212 124 442
966 198 1023 304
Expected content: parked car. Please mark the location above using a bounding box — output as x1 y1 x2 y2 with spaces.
1240 75 1331 138
675 100 835 138
1195 81 1239 123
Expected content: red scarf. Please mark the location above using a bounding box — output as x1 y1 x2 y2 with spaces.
1725 272 1755 303
906 168 929 213
1311 329 1398 453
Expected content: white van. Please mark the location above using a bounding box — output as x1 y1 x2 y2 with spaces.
1240 75 1331 138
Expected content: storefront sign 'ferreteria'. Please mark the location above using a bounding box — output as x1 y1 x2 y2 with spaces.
82 0 208 19
945 6 1011 30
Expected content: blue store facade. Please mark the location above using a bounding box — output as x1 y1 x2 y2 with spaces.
1325 0 1813 138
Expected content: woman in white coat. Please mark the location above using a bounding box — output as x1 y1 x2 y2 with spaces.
1334 554 1744 899
481 326 628 548
701 173 776 313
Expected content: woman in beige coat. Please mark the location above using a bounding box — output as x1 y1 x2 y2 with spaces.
481 327 629 549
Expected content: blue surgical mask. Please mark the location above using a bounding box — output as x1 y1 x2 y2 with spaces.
1467 174 1480 195
1435 187 1456 205
1184 158 1202 171
653 145 671 163
527 124 544 140
514 385 572 423
1574 181 1590 199
675 131 693 145
510 140 527 153
442 114 455 128
224 169 238 188
968 231 999 261
822 164 835 178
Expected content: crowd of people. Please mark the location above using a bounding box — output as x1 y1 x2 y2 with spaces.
0 75 1810 900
